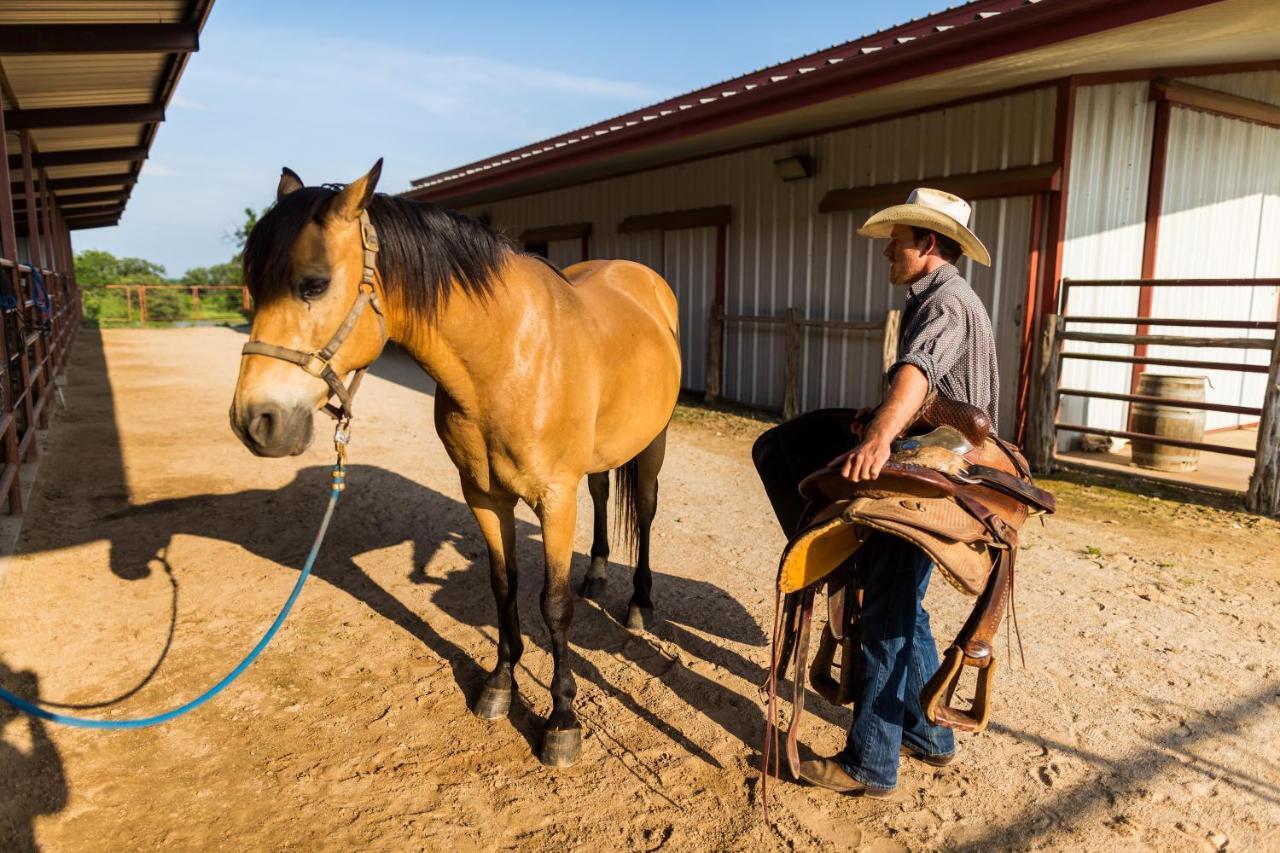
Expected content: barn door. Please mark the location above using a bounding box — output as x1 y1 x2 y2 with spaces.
663 226 717 393
958 196 1034 435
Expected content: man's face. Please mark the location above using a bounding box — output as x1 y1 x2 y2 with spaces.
884 225 929 285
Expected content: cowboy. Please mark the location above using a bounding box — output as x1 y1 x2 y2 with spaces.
798 188 998 797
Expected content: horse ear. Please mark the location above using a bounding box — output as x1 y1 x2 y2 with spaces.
277 167 304 201
330 158 383 222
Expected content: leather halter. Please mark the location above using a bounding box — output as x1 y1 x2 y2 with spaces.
240 210 386 422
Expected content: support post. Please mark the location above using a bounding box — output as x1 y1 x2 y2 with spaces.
783 306 801 420
1245 332 1280 516
0 103 22 512
139 286 148 324
880 308 901 396
705 303 723 402
125 287 133 324
1027 314 1061 474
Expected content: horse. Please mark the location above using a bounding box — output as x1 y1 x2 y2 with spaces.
229 160 682 767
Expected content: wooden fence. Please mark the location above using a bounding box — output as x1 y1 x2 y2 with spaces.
104 284 251 324
706 306 901 418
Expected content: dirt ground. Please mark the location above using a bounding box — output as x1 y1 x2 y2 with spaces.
1 327 1278 852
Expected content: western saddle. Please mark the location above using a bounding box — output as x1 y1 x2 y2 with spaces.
753 396 1055 783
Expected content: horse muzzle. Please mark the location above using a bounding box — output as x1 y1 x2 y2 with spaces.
231 401 315 457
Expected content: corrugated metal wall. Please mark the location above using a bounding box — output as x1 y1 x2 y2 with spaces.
468 86 1058 433
1152 71 1280 429
1059 81 1153 434
546 238 582 269
1059 71 1280 437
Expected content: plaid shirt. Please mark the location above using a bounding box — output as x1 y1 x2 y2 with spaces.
892 263 1000 426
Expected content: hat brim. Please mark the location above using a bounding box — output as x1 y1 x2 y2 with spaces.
857 204 992 267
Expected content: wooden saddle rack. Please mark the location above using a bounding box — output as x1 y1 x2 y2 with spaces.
752 397 1055 781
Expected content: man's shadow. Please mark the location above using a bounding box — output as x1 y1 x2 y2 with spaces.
0 663 68 853
96 464 812 764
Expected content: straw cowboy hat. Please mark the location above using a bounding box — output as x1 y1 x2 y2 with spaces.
857 187 991 267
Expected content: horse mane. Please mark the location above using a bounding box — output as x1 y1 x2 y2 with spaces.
243 186 512 322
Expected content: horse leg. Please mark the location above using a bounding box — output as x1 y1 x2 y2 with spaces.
536 487 582 767
627 428 667 632
579 472 610 600
464 483 522 721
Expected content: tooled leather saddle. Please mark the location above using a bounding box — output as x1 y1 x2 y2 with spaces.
753 396 1055 783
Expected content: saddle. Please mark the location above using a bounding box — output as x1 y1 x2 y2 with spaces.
754 396 1055 784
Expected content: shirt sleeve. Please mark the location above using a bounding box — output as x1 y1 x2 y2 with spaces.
891 292 969 393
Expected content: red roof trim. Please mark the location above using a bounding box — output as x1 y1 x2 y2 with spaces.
409 0 1224 204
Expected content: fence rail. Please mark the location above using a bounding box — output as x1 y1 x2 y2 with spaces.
1026 275 1280 516
101 284 251 325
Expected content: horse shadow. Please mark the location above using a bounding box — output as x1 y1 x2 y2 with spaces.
0 663 69 853
94 463 819 764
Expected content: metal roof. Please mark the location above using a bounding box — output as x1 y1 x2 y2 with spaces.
409 0 1277 208
0 0 214 230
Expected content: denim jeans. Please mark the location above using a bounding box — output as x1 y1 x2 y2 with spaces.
837 532 955 789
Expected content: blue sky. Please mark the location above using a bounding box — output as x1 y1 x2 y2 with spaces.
81 0 944 276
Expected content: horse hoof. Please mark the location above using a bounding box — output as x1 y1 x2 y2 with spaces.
580 576 607 600
539 727 582 768
626 605 655 632
474 685 512 720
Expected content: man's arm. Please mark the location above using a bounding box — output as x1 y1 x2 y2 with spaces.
838 363 928 481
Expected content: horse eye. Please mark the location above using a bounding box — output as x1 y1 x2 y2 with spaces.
299 277 330 299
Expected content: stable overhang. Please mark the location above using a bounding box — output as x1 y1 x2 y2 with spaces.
0 0 214 230
409 0 1279 209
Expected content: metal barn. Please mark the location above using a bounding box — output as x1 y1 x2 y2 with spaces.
406 0 1280 464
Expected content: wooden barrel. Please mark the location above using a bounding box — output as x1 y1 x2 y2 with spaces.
1130 373 1207 472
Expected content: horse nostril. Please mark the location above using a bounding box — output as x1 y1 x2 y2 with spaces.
248 406 280 447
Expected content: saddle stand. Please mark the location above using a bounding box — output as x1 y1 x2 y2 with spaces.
753 397 1055 783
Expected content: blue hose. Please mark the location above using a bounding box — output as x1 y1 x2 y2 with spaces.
0 468 343 729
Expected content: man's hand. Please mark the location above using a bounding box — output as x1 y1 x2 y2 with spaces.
837 433 893 482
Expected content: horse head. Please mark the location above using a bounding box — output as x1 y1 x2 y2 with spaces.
230 160 387 456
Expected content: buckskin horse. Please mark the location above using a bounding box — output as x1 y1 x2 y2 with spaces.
229 160 681 766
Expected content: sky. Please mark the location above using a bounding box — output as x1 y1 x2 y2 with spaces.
79 0 945 276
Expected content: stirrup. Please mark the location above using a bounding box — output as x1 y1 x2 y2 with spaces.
921 644 997 732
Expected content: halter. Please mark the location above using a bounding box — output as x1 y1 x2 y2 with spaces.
241 210 387 430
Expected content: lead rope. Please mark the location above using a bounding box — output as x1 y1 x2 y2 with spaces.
0 423 351 729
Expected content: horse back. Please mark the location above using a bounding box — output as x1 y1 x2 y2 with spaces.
562 259 679 341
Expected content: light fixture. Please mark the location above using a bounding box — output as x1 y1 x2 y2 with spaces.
774 155 815 182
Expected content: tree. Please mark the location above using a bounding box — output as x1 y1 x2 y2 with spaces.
181 261 240 285
74 249 166 288
230 204 271 262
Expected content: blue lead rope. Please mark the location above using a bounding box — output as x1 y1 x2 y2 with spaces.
0 466 345 729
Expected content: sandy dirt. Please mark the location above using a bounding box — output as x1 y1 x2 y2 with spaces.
1 326 1278 852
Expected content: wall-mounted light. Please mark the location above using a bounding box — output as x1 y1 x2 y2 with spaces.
774 155 815 182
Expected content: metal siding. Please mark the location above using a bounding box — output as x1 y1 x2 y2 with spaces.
469 86 1055 417
664 226 716 392
1059 81 1153 436
546 238 581 269
1152 76 1280 429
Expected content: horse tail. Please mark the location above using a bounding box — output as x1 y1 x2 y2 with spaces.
613 457 640 560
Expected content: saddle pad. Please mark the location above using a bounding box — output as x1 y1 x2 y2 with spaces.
844 496 993 596
777 507 869 593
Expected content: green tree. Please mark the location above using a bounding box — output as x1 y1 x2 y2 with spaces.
181 261 240 285
74 249 166 288
230 205 270 262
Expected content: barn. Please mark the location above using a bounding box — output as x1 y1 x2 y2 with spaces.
0 1 213 516
405 0 1280 484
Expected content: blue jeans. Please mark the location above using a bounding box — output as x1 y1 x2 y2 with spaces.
837 533 954 789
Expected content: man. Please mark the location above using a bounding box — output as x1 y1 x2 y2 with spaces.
798 187 999 797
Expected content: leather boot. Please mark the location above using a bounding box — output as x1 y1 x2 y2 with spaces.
796 757 896 797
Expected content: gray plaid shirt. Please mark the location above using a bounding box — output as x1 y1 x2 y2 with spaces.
892 263 999 425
